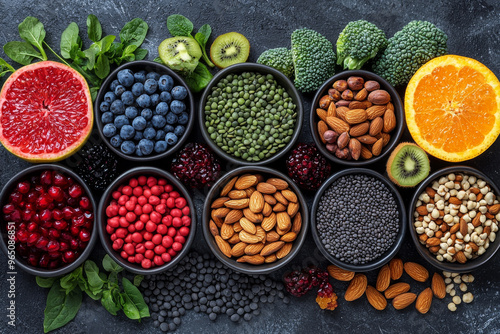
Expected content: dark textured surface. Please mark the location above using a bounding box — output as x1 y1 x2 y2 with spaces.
1 0 500 333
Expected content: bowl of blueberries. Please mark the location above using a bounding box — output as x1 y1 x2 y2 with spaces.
95 60 194 161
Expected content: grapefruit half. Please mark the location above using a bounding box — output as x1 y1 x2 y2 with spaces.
0 61 93 162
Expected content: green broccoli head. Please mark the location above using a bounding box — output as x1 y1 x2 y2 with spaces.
336 20 388 70
257 48 294 78
291 28 336 93
372 20 448 86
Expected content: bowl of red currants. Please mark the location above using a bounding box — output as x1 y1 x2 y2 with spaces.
0 165 97 277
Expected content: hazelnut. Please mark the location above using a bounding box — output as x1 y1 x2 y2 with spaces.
323 130 338 143
364 80 380 92
347 76 364 90
335 147 350 159
341 89 354 101
333 80 348 92
328 88 341 101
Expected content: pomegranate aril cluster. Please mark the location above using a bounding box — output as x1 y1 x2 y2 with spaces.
3 170 93 269
286 143 331 191
105 175 191 269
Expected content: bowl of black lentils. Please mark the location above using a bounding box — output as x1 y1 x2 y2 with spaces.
199 63 303 165
311 168 406 272
95 60 195 161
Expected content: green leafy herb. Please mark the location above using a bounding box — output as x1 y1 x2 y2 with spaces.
0 58 15 78
86 14 102 42
195 24 214 67
60 22 80 59
101 289 121 316
120 18 149 47
133 275 144 287
153 56 163 64
167 14 194 37
185 62 213 92
43 284 82 333
102 254 124 273
122 278 150 319
3 41 42 65
84 260 105 291
36 276 57 289
18 16 47 60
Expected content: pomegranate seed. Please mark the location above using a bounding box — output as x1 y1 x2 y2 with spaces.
26 191 38 203
16 229 28 242
68 184 83 198
39 227 49 237
27 253 40 266
17 181 30 194
27 232 40 246
61 232 72 241
48 186 64 201
2 203 15 214
70 238 79 249
53 209 63 220
36 236 49 250
79 229 91 242
49 228 60 239
47 240 60 252
70 225 80 236
67 197 78 207
22 209 34 222
27 222 38 232
48 260 60 269
63 251 76 263
48 251 61 259
72 215 85 227
36 194 53 210
59 241 69 251
53 220 68 230
7 209 21 222
40 209 52 221
79 197 91 210
40 171 52 185
42 220 53 228
53 173 68 188
84 211 94 222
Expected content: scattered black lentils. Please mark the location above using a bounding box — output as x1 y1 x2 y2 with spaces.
141 251 289 332
316 174 400 265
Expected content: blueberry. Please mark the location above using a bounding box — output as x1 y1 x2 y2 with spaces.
114 85 126 97
146 121 153 128
135 146 143 157
136 94 151 108
160 91 172 104
110 99 125 115
117 69 134 87
120 125 135 140
178 112 189 125
150 93 160 107
155 102 169 116
110 135 123 148
170 100 186 114
146 72 161 81
158 75 174 92
174 125 185 137
132 116 147 131
155 130 166 141
121 141 136 155
143 127 156 140
125 106 139 119
165 132 178 145
104 91 117 103
100 101 110 112
144 79 158 94
152 115 167 129
154 141 168 153
101 112 114 124
131 82 144 97
138 139 154 155
133 131 143 141
114 115 130 129
109 79 120 91
171 86 188 100
103 124 117 137
163 125 175 133
121 91 134 105
166 112 178 124
134 70 146 83
141 108 153 121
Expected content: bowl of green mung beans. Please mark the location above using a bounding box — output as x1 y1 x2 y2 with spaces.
199 63 303 166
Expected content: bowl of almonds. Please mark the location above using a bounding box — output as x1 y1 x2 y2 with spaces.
310 70 404 165
202 166 308 274
409 166 500 272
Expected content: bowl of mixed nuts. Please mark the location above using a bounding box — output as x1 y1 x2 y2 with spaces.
409 166 500 272
310 70 404 165
202 166 308 274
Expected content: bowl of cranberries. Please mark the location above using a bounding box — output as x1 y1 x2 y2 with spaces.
98 167 196 275
0 165 97 277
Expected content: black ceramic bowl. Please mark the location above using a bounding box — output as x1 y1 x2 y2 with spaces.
98 167 196 275
310 70 404 166
95 60 195 161
199 63 303 166
202 166 309 274
311 168 406 272
0 164 97 277
409 166 500 273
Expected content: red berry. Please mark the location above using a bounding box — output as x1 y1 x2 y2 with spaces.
17 181 30 194
286 143 331 191
53 173 68 188
63 251 77 263
68 184 83 198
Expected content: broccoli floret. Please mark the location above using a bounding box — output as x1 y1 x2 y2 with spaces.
257 48 294 78
336 20 388 70
372 20 448 86
291 28 336 93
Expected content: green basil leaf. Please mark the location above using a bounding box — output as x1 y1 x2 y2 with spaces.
120 18 148 47
122 277 150 318
102 254 124 273
106 42 123 58
36 276 57 289
101 289 122 316
83 45 98 70
69 37 83 60
185 62 213 93
121 293 140 320
107 271 118 285
96 35 116 55
60 22 80 59
90 87 99 102
18 16 47 60
123 44 138 54
0 69 13 78
134 48 148 60
43 285 82 333
196 24 211 45
84 260 104 290
133 275 144 287
87 14 102 42
167 14 193 37
3 41 42 65
0 57 15 72
60 272 78 293
95 54 110 79
153 57 163 64
84 286 102 300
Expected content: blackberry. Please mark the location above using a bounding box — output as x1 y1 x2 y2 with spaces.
74 142 118 191
286 143 331 190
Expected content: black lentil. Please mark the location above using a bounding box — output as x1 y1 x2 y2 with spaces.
316 174 400 265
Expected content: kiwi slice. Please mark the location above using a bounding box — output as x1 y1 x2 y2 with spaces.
386 142 430 187
210 32 250 68
158 36 202 75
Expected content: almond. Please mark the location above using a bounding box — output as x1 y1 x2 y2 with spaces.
292 212 302 234
239 217 256 234
386 101 394 111
326 116 350 134
233 222 243 233
266 231 280 242
209 220 219 237
245 243 265 256
327 265 355 281
276 242 293 259
255 226 266 242
360 145 373 160
345 274 367 301
392 293 417 310
383 108 396 133
249 191 264 213
287 202 300 217
354 88 368 101
455 250 467 263
274 192 289 206
235 175 258 190
349 100 368 109
266 178 289 190
220 223 234 240
261 213 277 231
327 101 337 117
368 89 391 105
316 108 328 123
264 254 277 263
224 209 244 224
369 117 384 136
224 198 249 209
276 212 291 231
381 132 391 146
220 176 238 196
256 182 277 194
239 230 260 244
212 207 230 218
366 285 387 311
357 135 377 145
376 265 391 292
276 224 291 235
416 205 427 216
243 208 263 223
431 273 446 299
244 187 256 198
227 190 247 199
260 241 285 256
337 132 350 149
336 106 349 122
388 258 403 280
345 109 368 125
384 282 410 299
228 233 240 244
349 122 370 137
262 202 273 216
449 223 460 234
318 121 329 144
237 255 265 265
281 189 298 203
415 288 433 314
404 262 429 282
366 105 386 120
211 197 230 209
426 237 440 247
230 242 247 257
460 217 468 237
425 187 437 198
488 204 500 215
472 212 482 227
449 197 462 205
371 138 384 156
263 194 277 205
280 232 297 242
348 138 361 160
215 235 232 257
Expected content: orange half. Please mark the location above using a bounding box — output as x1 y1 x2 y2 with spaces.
405 55 500 162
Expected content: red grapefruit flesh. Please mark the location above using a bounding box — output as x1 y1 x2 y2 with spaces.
0 61 93 162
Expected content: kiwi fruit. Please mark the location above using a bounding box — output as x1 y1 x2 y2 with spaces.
386 142 430 187
158 36 202 75
210 32 250 68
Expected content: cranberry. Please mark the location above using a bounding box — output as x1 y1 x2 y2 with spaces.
68 184 83 198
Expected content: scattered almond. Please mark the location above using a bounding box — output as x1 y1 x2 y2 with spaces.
389 258 403 280
376 265 391 292
431 273 446 299
415 288 433 314
345 274 367 301
392 292 417 310
366 285 387 311
384 282 410 299
404 262 429 282
327 265 355 281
